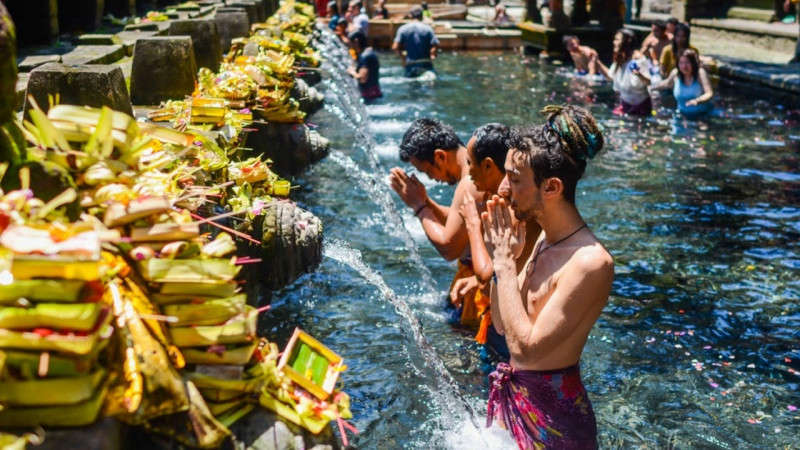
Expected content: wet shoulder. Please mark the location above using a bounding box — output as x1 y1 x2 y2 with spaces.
456 174 479 197
570 239 613 277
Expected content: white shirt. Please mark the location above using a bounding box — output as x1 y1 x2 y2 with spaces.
610 57 651 105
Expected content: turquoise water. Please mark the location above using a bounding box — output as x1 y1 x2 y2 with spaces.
265 40 800 447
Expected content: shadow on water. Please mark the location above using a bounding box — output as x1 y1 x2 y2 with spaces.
265 29 800 448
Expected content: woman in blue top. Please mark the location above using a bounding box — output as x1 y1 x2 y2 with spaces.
652 49 714 119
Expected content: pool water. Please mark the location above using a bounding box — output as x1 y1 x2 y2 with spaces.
264 38 800 448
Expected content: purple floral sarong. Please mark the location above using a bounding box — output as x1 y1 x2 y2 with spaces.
487 362 597 450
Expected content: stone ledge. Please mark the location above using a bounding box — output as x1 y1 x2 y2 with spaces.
61 44 126 65
18 54 61 72
726 6 774 22
691 17 797 39
708 56 800 98
115 30 159 56
124 21 172 33
77 34 123 46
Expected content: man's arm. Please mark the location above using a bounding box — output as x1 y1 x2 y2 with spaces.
389 167 447 224
460 192 493 282
587 49 598 75
416 181 471 260
596 60 613 81
489 281 504 335
393 30 406 65
424 196 448 223
639 35 654 55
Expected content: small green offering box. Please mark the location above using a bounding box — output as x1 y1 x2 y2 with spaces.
278 328 343 400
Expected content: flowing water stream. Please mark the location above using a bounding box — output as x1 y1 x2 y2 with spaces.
263 31 800 447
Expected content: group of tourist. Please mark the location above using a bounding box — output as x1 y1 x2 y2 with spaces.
389 106 614 448
329 0 440 100
565 18 715 119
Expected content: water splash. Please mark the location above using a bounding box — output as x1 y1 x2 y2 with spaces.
323 239 486 438
313 28 510 447
316 29 436 290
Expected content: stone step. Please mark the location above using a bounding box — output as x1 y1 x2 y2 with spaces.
61 44 126 65
18 54 61 72
115 30 159 55
691 17 796 39
726 6 774 22
77 33 123 46
691 17 796 64
24 63 133 116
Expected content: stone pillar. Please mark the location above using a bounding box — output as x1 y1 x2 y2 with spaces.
592 0 625 31
546 0 571 29
526 0 543 22
0 2 18 123
168 19 223 71
671 0 727 21
130 37 197 106
58 0 105 34
258 201 323 291
23 63 134 116
220 3 258 24
105 0 137 17
0 2 25 168
243 123 330 176
214 10 250 53
569 0 589 26
291 79 324 114
6 0 59 46
264 0 279 17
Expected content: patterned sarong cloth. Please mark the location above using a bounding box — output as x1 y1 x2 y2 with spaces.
487 363 597 450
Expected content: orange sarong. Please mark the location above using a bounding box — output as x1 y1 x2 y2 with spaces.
450 261 493 345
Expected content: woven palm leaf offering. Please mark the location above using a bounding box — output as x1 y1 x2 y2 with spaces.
0 175 112 428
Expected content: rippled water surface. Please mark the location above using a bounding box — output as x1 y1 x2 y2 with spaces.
265 35 800 448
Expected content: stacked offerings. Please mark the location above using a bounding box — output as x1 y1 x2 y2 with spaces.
0 210 110 428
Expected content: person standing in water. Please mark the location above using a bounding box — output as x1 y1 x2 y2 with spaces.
389 119 488 326
449 124 513 350
659 22 698 77
375 0 390 19
392 6 440 77
327 1 340 31
563 35 599 75
597 28 652 116
456 124 543 358
346 30 382 100
639 19 670 69
483 105 612 449
652 49 713 119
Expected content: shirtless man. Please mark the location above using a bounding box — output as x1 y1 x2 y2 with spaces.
456 124 542 356
640 19 670 67
482 105 613 449
563 35 599 75
389 119 488 324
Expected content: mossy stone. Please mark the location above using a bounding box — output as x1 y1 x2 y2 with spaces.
0 3 18 122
